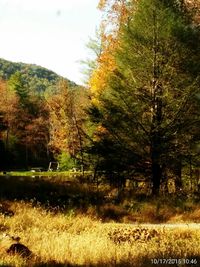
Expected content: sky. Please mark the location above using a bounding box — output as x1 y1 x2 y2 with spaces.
0 0 101 85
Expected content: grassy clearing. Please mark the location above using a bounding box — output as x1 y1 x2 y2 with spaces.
0 175 200 266
0 201 200 267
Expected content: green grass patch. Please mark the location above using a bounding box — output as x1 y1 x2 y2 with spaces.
0 170 91 177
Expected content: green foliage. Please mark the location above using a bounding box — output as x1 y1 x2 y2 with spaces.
57 152 77 171
0 58 77 95
8 71 29 106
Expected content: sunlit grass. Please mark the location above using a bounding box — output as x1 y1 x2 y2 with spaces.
0 201 200 266
0 171 88 177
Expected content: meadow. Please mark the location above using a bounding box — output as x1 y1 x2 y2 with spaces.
0 173 200 266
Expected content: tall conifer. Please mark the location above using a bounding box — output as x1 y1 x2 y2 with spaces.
89 0 200 194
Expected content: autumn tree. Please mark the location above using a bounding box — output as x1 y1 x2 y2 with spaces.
88 0 200 194
46 80 87 169
89 0 128 100
0 80 14 168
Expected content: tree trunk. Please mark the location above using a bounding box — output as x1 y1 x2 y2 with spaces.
151 150 162 196
174 160 182 191
150 9 163 196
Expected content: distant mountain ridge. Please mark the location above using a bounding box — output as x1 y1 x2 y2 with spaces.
0 58 77 93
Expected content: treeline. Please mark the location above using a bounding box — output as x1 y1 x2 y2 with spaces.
0 58 76 93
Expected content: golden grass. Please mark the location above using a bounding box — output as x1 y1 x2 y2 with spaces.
0 201 200 266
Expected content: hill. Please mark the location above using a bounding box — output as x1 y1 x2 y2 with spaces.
0 58 77 94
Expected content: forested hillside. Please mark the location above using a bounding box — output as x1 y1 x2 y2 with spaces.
0 58 77 94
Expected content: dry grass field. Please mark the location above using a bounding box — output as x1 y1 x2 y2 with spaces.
0 174 200 266
0 201 200 267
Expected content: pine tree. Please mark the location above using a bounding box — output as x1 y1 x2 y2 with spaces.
8 71 29 107
89 0 200 194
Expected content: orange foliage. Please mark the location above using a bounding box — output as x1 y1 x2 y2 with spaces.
90 1 129 100
88 1 129 141
0 80 18 136
46 80 85 157
186 0 200 23
93 125 109 141
46 86 70 154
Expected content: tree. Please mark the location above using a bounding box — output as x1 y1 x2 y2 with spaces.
88 0 200 194
8 71 29 107
46 80 87 168
0 80 13 169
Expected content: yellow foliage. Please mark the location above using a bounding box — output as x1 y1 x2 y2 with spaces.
89 1 128 102
98 0 107 10
97 125 108 134
89 0 130 141
89 37 117 98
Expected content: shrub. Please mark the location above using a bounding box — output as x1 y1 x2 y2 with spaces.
57 152 77 171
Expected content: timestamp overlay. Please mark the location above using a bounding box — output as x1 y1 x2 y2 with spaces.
151 258 198 265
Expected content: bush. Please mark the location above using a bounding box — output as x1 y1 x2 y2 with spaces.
57 152 77 171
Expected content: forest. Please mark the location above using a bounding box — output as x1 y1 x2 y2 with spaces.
1 0 200 266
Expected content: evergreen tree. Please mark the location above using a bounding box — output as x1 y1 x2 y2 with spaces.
89 0 200 194
8 71 29 107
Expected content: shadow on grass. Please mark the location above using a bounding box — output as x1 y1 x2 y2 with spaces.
1 175 200 222
0 175 104 213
